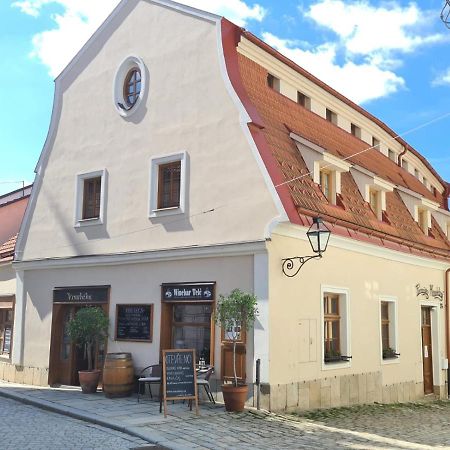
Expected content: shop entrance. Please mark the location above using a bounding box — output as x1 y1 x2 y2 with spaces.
48 286 110 386
421 307 434 395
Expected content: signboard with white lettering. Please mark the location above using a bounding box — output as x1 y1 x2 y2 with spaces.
2 327 11 354
53 286 109 304
115 304 153 342
162 349 198 418
161 283 215 302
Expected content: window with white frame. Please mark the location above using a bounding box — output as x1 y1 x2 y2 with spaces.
326 108 337 125
320 169 334 203
351 123 361 139
417 207 430 235
369 188 382 220
322 287 350 366
267 73 280 92
74 170 106 227
380 298 398 360
149 152 187 217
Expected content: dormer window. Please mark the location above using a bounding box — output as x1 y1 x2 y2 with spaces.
320 169 333 203
417 208 430 235
326 108 337 125
297 91 311 110
372 137 380 150
351 123 361 139
267 74 280 92
369 189 382 220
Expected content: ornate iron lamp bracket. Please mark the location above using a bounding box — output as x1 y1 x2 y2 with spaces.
282 253 322 278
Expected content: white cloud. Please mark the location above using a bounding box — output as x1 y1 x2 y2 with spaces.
262 32 404 104
13 0 266 77
306 0 446 56
432 68 450 86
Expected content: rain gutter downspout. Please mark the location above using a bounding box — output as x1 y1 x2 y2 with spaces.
398 146 407 167
447 268 450 398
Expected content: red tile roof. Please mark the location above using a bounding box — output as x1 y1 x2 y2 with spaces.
221 19 450 262
0 234 17 262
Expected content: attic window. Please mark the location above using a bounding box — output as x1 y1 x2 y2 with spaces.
418 208 430 235
388 149 396 162
401 159 408 171
267 74 280 92
123 68 141 108
320 169 334 203
372 137 380 150
369 189 382 220
326 109 337 125
414 168 420 178
351 124 361 139
297 91 311 110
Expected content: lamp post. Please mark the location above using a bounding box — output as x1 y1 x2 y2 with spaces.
282 217 331 277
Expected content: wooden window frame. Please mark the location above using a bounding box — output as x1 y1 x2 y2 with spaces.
323 294 341 360
123 68 142 108
75 170 106 227
82 177 102 220
157 161 181 210
381 301 390 352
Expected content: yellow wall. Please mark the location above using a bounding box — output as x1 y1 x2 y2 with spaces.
268 224 448 389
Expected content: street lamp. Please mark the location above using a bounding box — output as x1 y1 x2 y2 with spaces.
282 217 331 277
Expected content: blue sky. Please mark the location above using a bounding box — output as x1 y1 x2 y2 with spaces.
1 0 450 195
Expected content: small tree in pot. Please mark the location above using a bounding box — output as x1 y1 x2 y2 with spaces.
215 289 258 412
67 307 109 394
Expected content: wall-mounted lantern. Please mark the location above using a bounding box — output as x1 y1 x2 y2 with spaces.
282 217 331 277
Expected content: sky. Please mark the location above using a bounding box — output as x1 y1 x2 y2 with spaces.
1 0 450 196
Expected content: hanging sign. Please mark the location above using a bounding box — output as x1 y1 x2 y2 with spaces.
162 349 198 418
162 283 215 302
115 304 153 342
53 286 109 304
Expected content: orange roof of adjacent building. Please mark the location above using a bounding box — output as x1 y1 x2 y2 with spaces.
0 234 17 262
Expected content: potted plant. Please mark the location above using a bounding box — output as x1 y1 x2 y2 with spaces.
215 289 258 412
67 307 109 394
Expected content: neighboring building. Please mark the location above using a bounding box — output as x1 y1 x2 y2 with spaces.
6 0 450 411
0 186 31 367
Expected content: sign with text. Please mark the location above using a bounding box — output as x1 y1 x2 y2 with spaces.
53 286 109 304
162 283 215 302
162 349 198 417
2 327 11 354
115 304 153 342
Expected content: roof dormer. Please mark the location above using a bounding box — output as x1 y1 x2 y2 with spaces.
350 166 395 221
291 133 351 205
397 189 439 236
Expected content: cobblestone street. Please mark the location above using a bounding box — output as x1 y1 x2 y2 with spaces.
0 396 152 450
1 382 450 449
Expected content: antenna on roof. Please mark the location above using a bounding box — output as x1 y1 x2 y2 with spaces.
441 0 450 28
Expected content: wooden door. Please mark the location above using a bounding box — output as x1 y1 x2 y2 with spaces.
421 307 433 395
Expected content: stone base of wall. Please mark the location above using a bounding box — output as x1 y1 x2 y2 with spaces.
259 372 437 412
0 361 48 387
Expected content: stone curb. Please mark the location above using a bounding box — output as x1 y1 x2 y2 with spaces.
0 387 171 449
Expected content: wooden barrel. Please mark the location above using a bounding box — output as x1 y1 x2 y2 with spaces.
102 353 134 398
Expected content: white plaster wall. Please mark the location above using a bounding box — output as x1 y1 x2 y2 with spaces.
21 254 254 373
21 1 279 261
0 264 15 297
267 228 448 389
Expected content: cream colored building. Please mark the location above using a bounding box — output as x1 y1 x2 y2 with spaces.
5 0 450 411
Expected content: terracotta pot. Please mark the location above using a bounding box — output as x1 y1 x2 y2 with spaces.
79 370 101 394
222 384 248 412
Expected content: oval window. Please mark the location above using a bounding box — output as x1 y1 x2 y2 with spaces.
123 68 142 108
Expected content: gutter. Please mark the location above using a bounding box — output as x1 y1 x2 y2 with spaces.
447 268 450 397
398 146 407 167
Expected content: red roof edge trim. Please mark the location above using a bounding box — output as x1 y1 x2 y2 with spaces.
241 30 448 189
221 18 301 225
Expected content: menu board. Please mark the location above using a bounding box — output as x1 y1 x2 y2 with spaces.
2 328 11 354
162 349 198 417
115 304 153 342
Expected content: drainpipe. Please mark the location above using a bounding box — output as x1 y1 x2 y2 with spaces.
398 146 407 167
446 268 450 398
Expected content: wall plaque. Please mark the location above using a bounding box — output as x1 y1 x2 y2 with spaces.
115 304 153 342
53 286 110 304
2 327 11 354
162 283 215 302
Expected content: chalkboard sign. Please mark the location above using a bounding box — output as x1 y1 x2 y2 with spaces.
162 349 198 417
2 327 11 354
115 304 153 342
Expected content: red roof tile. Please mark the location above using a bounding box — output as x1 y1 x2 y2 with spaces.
0 234 17 262
221 19 450 262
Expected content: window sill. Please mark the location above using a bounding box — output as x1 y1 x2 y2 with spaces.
74 217 103 228
149 206 183 218
322 360 351 371
381 356 400 365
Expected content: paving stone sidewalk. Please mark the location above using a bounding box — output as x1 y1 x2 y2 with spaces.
0 381 449 449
